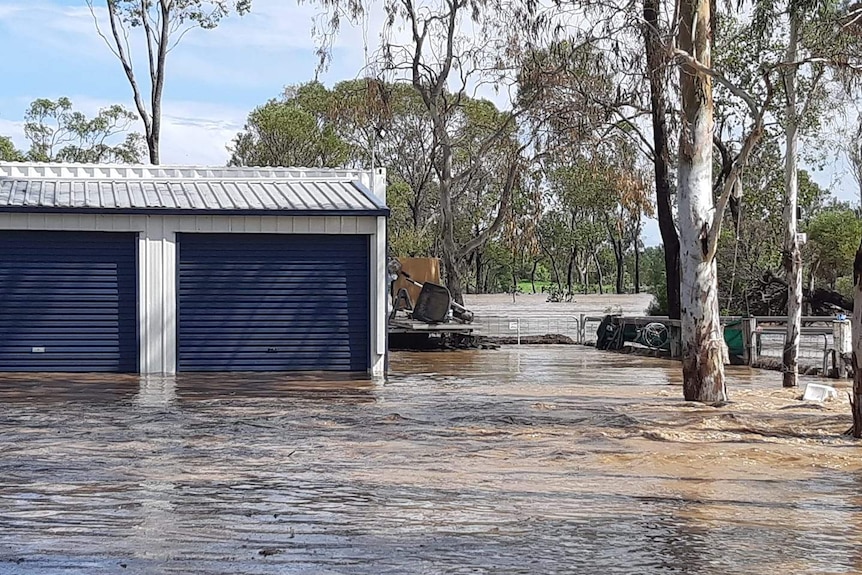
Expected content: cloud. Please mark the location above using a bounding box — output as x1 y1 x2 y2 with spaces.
0 118 26 150
0 4 25 19
0 1 114 61
158 100 247 165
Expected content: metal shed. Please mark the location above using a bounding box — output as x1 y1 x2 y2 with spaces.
0 163 389 375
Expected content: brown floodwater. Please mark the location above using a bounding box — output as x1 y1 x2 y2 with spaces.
1 346 861 574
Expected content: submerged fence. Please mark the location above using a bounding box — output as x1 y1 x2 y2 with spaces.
472 312 848 376
472 315 583 340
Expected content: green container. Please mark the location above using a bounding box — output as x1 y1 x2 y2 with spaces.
723 320 745 357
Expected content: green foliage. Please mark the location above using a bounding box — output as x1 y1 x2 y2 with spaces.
228 83 351 168
0 136 24 161
386 179 435 257
23 97 144 163
835 275 854 301
640 246 669 314
712 129 831 314
806 204 862 285
228 77 532 295
104 0 251 30
517 280 553 293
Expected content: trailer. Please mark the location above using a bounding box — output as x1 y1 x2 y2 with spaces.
387 257 476 348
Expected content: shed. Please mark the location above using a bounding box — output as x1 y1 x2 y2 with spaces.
0 163 389 375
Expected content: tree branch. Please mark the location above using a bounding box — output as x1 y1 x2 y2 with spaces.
671 47 763 120
140 0 158 87
459 145 525 257
103 1 153 135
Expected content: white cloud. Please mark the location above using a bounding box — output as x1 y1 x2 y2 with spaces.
159 118 238 166
182 0 343 50
0 0 355 90
0 4 25 19
642 218 661 247
158 100 247 165
0 1 114 61
0 118 26 151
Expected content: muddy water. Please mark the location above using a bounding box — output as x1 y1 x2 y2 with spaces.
464 292 653 317
1 347 861 574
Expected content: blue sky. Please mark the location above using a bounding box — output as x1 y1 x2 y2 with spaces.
0 1 858 246
0 0 372 164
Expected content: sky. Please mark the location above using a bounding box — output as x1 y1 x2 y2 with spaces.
0 0 858 247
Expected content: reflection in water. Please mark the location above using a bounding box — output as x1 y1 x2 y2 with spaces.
135 375 178 408
0 346 861 574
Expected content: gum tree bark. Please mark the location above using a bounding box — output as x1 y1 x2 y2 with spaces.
782 12 802 388
677 0 727 402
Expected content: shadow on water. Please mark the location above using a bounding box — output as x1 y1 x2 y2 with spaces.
1 345 861 574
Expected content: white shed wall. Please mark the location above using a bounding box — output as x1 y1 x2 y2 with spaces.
0 213 387 376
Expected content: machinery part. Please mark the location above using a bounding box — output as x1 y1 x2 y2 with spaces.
641 322 669 349
412 283 453 323
399 270 474 323
391 288 414 317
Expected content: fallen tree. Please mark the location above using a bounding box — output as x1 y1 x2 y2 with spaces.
743 270 852 316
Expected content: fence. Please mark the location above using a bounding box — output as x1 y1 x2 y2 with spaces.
472 312 850 377
472 315 583 341
756 331 832 367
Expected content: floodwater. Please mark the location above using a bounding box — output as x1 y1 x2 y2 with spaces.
464 292 654 317
1 346 861 574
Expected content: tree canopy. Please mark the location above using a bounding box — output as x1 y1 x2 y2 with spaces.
0 136 24 162
22 97 145 164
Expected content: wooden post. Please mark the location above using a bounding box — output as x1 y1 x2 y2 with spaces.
833 318 852 378
742 317 758 366
669 322 682 358
579 313 586 344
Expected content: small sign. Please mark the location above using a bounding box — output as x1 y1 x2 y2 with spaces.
509 321 519 331
31 347 45 353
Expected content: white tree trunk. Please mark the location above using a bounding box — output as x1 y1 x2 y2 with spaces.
782 13 802 388
678 0 727 403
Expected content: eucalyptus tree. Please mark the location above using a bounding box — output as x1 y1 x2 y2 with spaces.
304 0 541 302
548 161 611 294
846 114 862 209
23 97 145 163
536 209 573 292
738 0 862 387
0 136 24 162
642 0 680 317
520 41 653 294
326 79 440 250
668 4 801 401
228 82 351 168
673 0 731 401
87 0 251 164
806 204 862 289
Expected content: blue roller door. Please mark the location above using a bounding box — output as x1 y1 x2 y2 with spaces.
0 231 138 372
178 233 370 372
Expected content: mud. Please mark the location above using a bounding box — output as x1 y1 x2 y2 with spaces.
2 347 862 574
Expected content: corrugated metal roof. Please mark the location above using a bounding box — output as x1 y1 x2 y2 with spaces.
0 163 388 215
